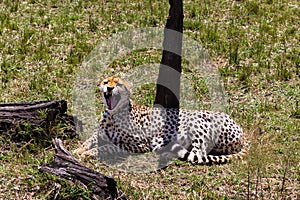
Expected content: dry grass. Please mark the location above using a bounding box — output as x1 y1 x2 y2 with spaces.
0 0 299 199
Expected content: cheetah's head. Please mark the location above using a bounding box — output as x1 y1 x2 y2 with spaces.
99 77 131 111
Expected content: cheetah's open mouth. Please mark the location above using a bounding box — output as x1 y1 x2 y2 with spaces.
104 91 121 110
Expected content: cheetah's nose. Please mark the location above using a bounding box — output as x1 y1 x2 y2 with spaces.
107 87 114 93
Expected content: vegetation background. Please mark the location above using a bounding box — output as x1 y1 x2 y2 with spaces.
0 0 299 199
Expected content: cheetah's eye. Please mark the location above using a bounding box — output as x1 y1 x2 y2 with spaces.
103 80 108 85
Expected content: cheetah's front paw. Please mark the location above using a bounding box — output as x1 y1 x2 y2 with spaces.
73 147 98 157
73 147 87 156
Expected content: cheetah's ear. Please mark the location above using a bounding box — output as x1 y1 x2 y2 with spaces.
120 79 132 93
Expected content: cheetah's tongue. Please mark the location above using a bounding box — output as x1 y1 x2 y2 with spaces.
104 92 113 110
107 96 112 110
105 92 121 110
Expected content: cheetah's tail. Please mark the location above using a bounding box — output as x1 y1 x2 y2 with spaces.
202 141 250 165
180 140 250 165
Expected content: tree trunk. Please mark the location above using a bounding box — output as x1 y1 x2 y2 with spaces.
38 138 128 200
154 0 183 108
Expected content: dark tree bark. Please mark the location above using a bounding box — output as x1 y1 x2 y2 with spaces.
38 138 127 200
154 0 183 108
0 100 80 143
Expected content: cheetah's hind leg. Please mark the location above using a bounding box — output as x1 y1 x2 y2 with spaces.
156 143 190 167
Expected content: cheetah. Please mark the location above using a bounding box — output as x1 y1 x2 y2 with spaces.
74 77 249 165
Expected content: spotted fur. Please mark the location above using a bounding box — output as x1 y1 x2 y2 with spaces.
74 77 249 164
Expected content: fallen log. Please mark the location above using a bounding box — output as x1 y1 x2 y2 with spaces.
38 138 127 200
0 100 81 144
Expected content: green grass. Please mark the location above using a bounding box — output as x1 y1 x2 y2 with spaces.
1 0 299 199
